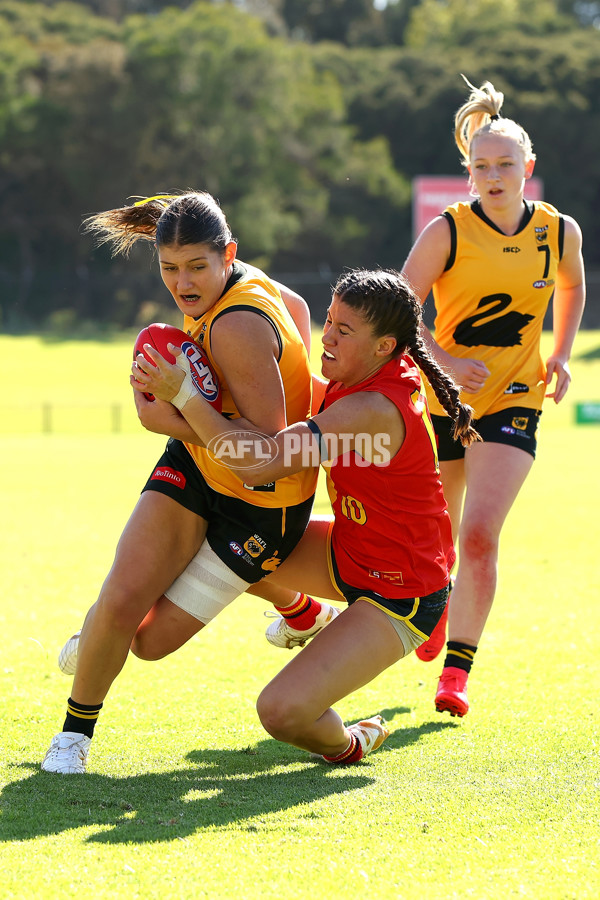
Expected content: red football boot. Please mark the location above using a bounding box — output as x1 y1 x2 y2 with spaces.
415 577 453 662
435 666 469 717
416 602 448 662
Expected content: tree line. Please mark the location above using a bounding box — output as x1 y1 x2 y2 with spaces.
1 0 598 330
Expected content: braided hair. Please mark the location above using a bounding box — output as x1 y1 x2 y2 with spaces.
83 191 234 256
333 268 480 448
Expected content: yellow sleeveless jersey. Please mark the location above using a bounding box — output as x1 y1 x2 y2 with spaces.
182 261 316 508
426 201 564 419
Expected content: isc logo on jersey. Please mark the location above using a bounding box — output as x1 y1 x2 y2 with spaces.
181 341 220 404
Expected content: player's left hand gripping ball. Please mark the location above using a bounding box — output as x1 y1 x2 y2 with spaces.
133 323 221 411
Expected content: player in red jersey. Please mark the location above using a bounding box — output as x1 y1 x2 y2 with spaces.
133 268 479 764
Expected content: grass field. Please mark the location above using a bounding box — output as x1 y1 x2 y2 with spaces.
1 331 599 899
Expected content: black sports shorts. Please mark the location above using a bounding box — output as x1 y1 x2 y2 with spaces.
328 543 449 642
432 406 542 462
141 438 314 583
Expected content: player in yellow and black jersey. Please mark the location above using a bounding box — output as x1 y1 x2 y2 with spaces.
429 198 563 420
402 77 586 717
41 192 335 775
181 258 315 509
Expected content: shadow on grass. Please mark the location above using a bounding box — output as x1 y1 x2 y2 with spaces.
0 713 451 843
373 705 461 757
1 741 371 844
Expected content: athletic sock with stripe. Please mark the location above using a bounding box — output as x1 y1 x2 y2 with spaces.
63 697 103 738
443 641 478 673
275 592 322 630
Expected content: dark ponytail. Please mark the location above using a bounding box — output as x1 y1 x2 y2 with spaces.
408 330 480 448
84 191 234 256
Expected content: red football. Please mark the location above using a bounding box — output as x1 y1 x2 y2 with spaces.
133 323 221 410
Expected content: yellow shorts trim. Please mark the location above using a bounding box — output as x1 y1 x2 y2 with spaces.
359 595 427 641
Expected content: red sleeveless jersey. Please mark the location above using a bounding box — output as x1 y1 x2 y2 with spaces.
322 355 455 599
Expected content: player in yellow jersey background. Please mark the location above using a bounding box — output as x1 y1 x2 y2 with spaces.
402 76 586 717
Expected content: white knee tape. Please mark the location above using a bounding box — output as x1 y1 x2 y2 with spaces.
165 541 250 624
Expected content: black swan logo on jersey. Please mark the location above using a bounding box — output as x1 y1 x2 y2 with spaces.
181 340 219 403
453 294 534 348
512 417 529 430
244 535 266 558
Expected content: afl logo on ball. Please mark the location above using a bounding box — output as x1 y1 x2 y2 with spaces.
181 341 220 405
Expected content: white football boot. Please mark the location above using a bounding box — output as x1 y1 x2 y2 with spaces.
58 630 81 675
347 715 390 756
41 732 91 774
312 715 390 764
265 603 340 649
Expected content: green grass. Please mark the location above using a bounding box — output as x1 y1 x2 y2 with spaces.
1 331 600 899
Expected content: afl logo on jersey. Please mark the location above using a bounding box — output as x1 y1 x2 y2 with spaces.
181 341 220 404
229 541 244 557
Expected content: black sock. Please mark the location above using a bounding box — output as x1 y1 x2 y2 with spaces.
62 697 103 739
443 641 478 674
